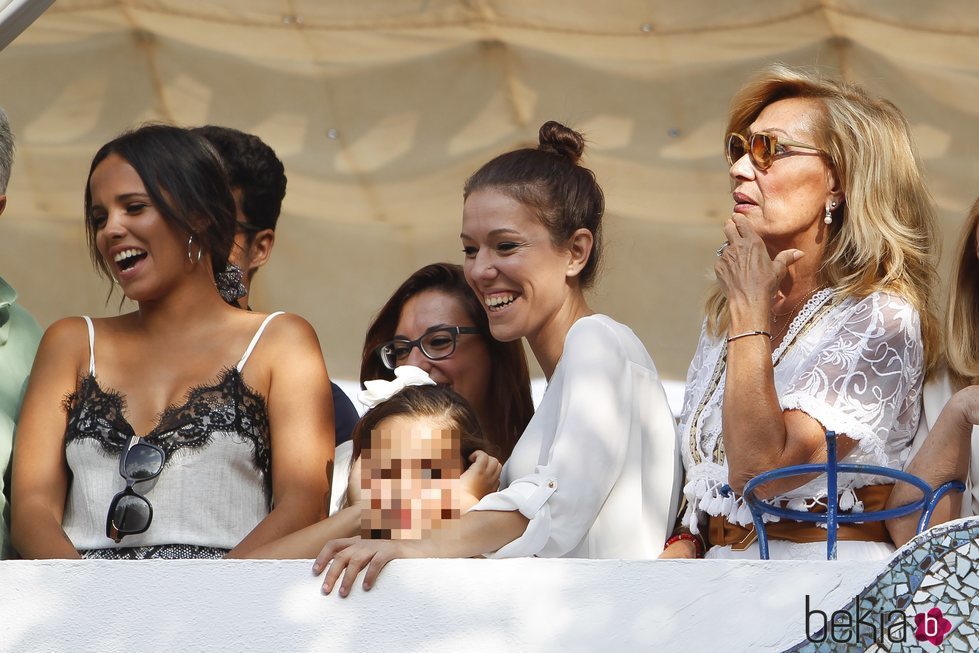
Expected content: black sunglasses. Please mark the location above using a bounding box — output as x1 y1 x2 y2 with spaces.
375 326 481 370
105 435 165 543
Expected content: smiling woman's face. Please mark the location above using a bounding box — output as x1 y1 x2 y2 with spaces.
89 153 187 301
392 289 491 419
461 188 573 345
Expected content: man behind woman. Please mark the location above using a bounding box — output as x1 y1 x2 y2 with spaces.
191 125 361 445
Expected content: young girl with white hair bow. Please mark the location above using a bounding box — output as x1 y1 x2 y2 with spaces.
243 366 503 558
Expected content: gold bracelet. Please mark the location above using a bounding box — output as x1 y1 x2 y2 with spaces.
726 330 772 343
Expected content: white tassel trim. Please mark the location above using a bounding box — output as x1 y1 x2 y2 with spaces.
683 462 882 532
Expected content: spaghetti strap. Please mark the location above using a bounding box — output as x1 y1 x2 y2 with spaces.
81 316 96 376
236 311 285 372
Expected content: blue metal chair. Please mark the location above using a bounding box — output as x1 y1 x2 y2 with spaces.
737 430 965 560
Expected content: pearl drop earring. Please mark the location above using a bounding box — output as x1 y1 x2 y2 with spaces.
824 201 837 225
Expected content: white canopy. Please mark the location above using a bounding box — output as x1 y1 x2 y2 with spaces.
1 1 977 381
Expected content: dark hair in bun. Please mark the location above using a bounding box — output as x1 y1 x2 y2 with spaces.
463 120 604 289
537 120 585 163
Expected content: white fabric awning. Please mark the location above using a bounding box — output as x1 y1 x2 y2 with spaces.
1 1 976 380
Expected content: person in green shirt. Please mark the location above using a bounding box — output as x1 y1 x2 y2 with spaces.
0 107 42 559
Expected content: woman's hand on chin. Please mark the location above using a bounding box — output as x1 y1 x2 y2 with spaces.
312 537 428 597
716 215 804 310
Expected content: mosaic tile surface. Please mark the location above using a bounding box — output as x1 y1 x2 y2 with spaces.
787 517 979 652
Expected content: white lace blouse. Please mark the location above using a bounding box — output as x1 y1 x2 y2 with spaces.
678 289 924 534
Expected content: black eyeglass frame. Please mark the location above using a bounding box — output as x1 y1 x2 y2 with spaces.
105 435 166 543
375 326 481 370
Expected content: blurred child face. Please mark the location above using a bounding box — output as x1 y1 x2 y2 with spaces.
356 415 463 540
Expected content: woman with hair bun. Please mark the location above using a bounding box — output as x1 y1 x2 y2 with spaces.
314 121 681 596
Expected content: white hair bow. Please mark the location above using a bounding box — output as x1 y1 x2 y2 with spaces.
358 365 437 409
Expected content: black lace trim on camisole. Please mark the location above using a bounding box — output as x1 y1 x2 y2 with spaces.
63 367 272 506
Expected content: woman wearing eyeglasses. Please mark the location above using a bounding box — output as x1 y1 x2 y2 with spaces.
311 121 681 597
10 125 333 559
236 264 533 558
360 263 534 462
662 65 938 560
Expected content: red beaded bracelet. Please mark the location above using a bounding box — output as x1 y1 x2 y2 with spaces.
664 532 704 558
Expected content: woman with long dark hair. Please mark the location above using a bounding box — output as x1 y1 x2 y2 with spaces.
11 125 334 559
361 262 533 461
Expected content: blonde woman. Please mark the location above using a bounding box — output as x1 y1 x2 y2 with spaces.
887 199 979 545
663 64 939 560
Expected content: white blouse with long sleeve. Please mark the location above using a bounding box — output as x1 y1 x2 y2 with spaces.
678 289 924 534
470 314 681 559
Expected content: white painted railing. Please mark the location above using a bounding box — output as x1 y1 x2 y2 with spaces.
0 557 879 652
7 517 979 652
